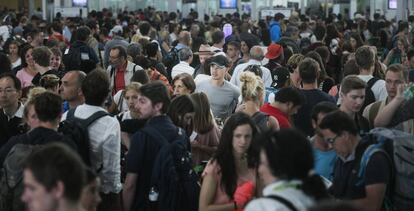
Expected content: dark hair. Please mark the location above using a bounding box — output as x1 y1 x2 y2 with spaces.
131 69 150 84
82 69 110 106
299 57 320 84
343 59 360 76
20 43 34 68
274 87 304 107
32 46 52 67
76 26 91 42
349 32 364 49
305 51 326 80
314 46 330 64
227 41 241 50
111 45 128 60
34 91 62 122
0 72 22 90
259 129 329 200
325 24 340 47
407 48 414 61
85 168 98 184
167 95 195 136
0 53 11 74
24 143 86 202
172 73 196 94
386 64 408 82
309 201 362 211
191 92 214 134
145 42 159 58
86 20 98 31
311 101 338 122
340 75 366 95
40 74 60 90
212 31 225 45
50 47 62 57
139 21 151 36
213 112 257 198
139 81 171 114
314 24 326 41
355 46 374 70
319 110 358 136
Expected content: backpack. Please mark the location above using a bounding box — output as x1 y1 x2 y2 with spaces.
58 108 109 167
142 126 200 211
0 141 42 211
360 77 379 115
243 65 263 77
62 46 96 74
162 47 180 72
299 33 313 51
355 127 414 210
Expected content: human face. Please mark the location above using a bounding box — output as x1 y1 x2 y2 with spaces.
258 150 276 186
0 77 21 109
397 40 405 51
287 103 301 115
59 72 80 102
408 56 414 69
21 169 58 211
226 45 239 59
232 124 253 156
9 43 18 55
199 54 212 64
173 79 190 96
340 89 365 114
25 48 35 67
50 55 61 70
210 64 227 81
26 104 40 130
240 41 249 54
320 129 352 159
350 37 357 49
385 71 405 99
109 49 124 68
125 89 140 114
134 95 158 120
81 178 102 211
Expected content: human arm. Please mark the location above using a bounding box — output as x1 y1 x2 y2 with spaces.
383 49 394 66
374 83 406 127
199 173 234 211
122 173 137 211
267 116 280 131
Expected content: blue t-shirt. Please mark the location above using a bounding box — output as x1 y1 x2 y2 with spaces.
313 147 336 181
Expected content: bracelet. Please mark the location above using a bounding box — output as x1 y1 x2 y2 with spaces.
233 201 237 210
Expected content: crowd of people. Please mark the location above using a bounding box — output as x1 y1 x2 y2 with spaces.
0 5 414 211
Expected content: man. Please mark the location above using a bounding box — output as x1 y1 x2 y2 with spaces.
123 81 175 211
0 73 24 149
61 69 122 211
195 55 240 121
175 31 192 51
86 20 100 61
260 86 304 129
231 46 272 87
59 70 86 110
107 45 143 94
293 58 336 137
63 26 99 73
310 102 338 181
193 44 215 78
27 29 44 47
146 42 169 80
264 43 284 72
104 25 129 68
404 48 414 70
210 31 225 53
319 110 391 211
31 46 59 86
339 75 371 135
0 92 76 165
171 47 194 78
269 13 284 43
22 143 86 211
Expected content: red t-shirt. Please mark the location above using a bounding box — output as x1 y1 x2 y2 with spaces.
113 62 127 95
260 103 291 128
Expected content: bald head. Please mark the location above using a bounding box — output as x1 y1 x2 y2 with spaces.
179 31 192 46
250 46 265 61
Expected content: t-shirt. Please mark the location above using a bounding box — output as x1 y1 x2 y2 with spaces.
313 147 336 181
260 103 291 128
293 89 336 137
357 75 388 101
16 68 35 88
196 80 240 120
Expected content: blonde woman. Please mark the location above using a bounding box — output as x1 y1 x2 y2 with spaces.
239 71 279 132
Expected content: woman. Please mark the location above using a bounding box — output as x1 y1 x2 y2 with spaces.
190 92 221 167
239 71 279 132
239 39 256 64
8 40 21 71
199 112 257 211
384 35 409 65
39 74 60 94
172 73 196 97
245 129 328 211
286 54 305 88
16 44 37 88
167 94 195 137
81 168 102 211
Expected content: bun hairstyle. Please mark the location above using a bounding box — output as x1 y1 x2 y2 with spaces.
240 71 264 104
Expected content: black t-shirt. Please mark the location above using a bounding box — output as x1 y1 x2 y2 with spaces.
293 89 336 137
31 69 60 86
0 108 24 149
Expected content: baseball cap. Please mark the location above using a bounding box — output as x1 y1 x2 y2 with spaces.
271 67 290 88
210 55 230 68
110 25 123 36
265 44 283 60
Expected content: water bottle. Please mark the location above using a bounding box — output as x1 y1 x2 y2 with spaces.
148 187 159 202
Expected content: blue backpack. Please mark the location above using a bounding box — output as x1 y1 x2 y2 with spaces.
142 127 200 211
355 128 414 211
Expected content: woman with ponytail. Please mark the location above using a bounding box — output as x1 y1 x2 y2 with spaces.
245 129 329 211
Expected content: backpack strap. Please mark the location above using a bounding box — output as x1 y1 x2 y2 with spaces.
266 195 298 211
66 108 76 120
117 91 125 112
132 64 137 73
81 111 109 128
367 77 380 90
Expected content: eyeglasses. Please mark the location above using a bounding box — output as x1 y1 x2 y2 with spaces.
324 134 340 145
0 88 16 94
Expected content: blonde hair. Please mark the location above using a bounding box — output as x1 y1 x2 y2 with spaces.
240 71 264 105
26 87 47 104
124 82 142 94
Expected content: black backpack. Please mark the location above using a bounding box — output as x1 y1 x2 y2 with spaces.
360 77 380 115
299 33 313 52
0 141 42 211
142 126 200 211
62 46 96 74
58 108 108 167
162 47 180 72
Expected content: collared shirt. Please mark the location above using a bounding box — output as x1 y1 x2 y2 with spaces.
230 59 272 88
171 61 195 79
61 104 122 194
3 103 24 121
0 103 25 148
